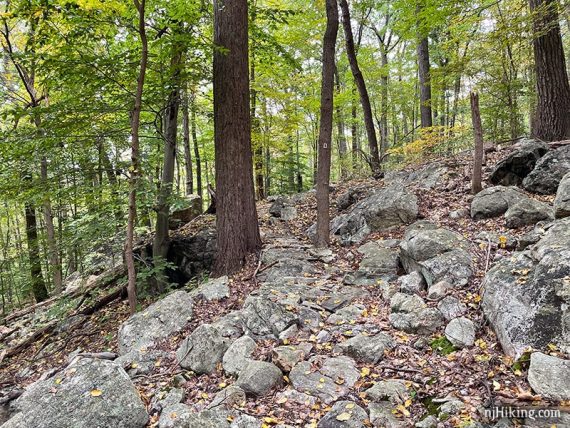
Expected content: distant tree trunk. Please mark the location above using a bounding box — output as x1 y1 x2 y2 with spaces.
40 157 63 295
339 0 381 176
251 51 265 200
470 92 484 194
182 92 194 195
334 64 347 178
315 0 339 248
529 0 570 141
351 85 359 169
125 0 148 314
154 46 182 270
417 35 432 128
213 0 261 275
189 91 203 202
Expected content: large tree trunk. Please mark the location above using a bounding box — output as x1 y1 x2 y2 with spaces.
417 35 433 128
339 0 381 176
212 0 261 275
125 0 148 314
470 92 484 194
315 0 339 248
529 0 570 141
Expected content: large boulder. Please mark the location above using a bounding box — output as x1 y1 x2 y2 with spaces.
554 172 570 218
482 218 570 358
399 223 473 287
168 228 216 280
317 401 368 428
489 139 549 186
329 185 418 245
504 198 553 228
523 145 570 194
235 361 283 396
169 195 202 229
343 240 400 286
337 333 395 364
241 296 298 339
117 290 193 356
527 352 570 401
470 186 526 220
2 357 148 428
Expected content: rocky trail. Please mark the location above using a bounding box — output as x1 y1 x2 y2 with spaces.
1 139 570 427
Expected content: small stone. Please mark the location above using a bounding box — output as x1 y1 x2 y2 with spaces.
207 385 246 410
317 401 368 428
279 324 299 340
439 397 465 416
272 343 312 372
223 336 257 377
390 293 425 313
337 333 394 364
437 296 467 320
398 271 426 294
316 330 332 343
236 361 283 396
368 401 406 428
444 317 476 348
280 206 298 221
427 281 451 301
528 352 570 400
364 380 409 404
415 415 438 428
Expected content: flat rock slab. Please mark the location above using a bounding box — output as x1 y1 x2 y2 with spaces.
528 352 570 401
337 332 395 364
158 404 229 428
2 357 148 428
190 276 230 301
290 359 352 404
176 324 230 374
118 290 193 356
317 401 368 428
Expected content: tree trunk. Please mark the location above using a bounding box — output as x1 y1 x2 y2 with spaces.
125 0 148 314
351 85 358 169
315 0 339 248
417 35 433 128
334 64 347 178
189 91 203 202
529 0 570 141
212 0 261 275
470 92 484 194
40 157 63 295
339 0 381 176
153 47 182 268
380 48 389 153
24 199 48 302
183 91 194 196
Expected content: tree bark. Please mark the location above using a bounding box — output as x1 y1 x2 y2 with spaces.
529 0 570 141
125 0 148 314
40 157 63 295
189 91 203 202
24 199 48 303
212 0 261 275
183 91 194 195
417 35 433 128
339 0 381 176
154 46 182 267
315 0 339 248
334 64 347 178
470 92 484 194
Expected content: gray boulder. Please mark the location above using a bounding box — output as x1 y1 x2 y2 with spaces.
427 281 451 301
222 335 257 376
389 308 445 335
289 361 350 404
236 361 283 396
398 271 426 294
390 293 426 313
504 198 553 228
317 401 368 428
527 352 570 400
444 317 476 348
158 404 229 428
523 145 570 194
337 332 395 364
368 401 406 428
399 223 473 287
336 186 370 211
241 296 298 338
190 276 230 301
470 186 526 220
176 324 230 374
169 195 202 229
329 185 418 245
437 296 467 320
482 218 570 358
344 241 400 286
489 139 549 186
554 172 570 218
206 386 246 410
272 343 312 372
319 356 360 387
118 290 193 356
2 357 148 428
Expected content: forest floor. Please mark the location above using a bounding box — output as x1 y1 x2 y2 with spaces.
0 145 563 427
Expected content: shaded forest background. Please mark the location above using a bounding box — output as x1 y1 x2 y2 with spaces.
0 0 569 312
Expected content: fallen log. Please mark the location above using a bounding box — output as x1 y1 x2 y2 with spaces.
4 321 58 359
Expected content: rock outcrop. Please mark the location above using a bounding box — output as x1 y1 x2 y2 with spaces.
470 186 526 220
554 172 570 218
482 218 570 357
2 357 148 428
523 145 570 194
489 140 549 186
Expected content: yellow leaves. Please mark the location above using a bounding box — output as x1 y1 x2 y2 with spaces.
345 403 355 409
336 412 352 421
492 380 501 391
200 392 209 399
218 382 227 389
395 404 411 417
360 367 370 378
282 338 290 345
498 235 507 248
262 416 280 425
276 396 288 404
55 378 62 385
90 389 103 397
475 338 488 350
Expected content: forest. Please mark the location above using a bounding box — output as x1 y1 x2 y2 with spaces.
1 0 570 426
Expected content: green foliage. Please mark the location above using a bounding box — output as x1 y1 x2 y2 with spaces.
430 335 456 355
